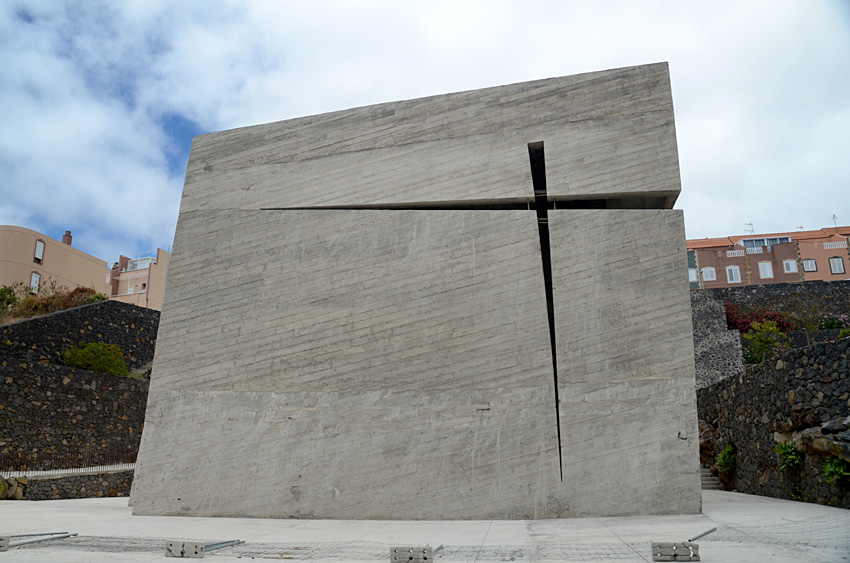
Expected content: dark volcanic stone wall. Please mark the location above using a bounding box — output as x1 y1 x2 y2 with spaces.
0 361 148 471
24 471 134 500
0 300 160 369
710 280 850 316
697 337 850 508
692 280 850 388
691 291 743 388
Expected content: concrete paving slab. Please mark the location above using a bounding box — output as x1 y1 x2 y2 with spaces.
0 491 848 562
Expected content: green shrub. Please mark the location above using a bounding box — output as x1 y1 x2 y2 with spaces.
822 456 850 485
63 342 128 376
743 320 789 364
716 444 736 472
839 329 850 339
1 281 108 323
821 315 849 330
0 285 18 308
85 292 109 304
774 442 804 471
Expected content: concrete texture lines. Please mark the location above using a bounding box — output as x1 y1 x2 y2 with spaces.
180 64 677 212
136 385 561 519
134 205 563 518
551 210 700 517
133 63 699 519
150 210 552 396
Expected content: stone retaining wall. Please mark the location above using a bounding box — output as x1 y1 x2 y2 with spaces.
691 280 850 387
709 280 850 316
0 362 148 471
0 300 159 369
690 291 743 388
21 471 134 500
697 337 850 508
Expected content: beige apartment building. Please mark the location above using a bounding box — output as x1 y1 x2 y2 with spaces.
106 249 169 310
687 226 850 289
0 224 169 311
0 225 110 294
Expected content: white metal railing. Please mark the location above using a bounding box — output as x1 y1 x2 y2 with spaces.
726 250 745 257
107 250 159 271
824 241 848 249
746 247 763 254
1 462 135 479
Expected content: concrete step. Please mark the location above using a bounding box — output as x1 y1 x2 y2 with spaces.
700 466 723 490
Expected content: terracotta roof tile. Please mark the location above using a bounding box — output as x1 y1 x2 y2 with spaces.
687 237 733 249
687 226 850 248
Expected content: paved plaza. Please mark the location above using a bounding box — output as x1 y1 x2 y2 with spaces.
1 490 848 562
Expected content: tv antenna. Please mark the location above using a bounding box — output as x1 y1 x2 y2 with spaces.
833 214 838 227
744 222 754 235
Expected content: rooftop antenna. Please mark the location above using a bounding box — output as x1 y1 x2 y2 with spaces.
744 222 754 235
833 214 838 228
797 226 804 231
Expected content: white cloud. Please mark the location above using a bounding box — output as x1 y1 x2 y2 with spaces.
1 0 848 264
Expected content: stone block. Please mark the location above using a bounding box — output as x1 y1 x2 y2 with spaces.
390 546 432 562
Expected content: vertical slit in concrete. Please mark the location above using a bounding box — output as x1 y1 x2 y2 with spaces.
528 141 563 482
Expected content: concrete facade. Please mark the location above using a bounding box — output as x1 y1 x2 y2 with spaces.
132 62 701 519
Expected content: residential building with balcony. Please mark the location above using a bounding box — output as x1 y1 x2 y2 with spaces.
106 249 170 311
1 224 169 311
687 226 850 289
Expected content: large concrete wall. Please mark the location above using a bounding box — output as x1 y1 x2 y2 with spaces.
132 62 700 519
180 63 679 211
551 210 700 515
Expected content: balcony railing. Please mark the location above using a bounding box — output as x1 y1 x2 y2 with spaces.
746 247 763 254
824 241 848 249
726 250 745 257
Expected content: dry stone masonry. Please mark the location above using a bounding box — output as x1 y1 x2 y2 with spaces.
0 300 159 369
698 337 850 508
132 63 701 519
1 301 154 497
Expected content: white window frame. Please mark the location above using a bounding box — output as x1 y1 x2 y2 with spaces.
30 272 40 293
34 240 45 264
802 259 817 272
829 257 846 274
701 267 716 281
726 265 741 283
783 260 797 273
758 262 774 279
688 269 699 283
126 257 153 272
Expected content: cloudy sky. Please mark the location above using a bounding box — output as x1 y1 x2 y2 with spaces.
1 1 848 261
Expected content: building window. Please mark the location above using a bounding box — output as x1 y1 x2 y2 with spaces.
688 269 698 283
701 267 716 281
34 240 45 264
829 257 846 274
30 272 40 293
742 237 790 249
758 262 773 279
126 257 153 272
726 265 741 283
783 260 797 273
141 283 147 290
802 259 817 272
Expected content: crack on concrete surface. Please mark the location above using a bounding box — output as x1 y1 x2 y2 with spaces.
258 193 673 211
528 141 564 483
